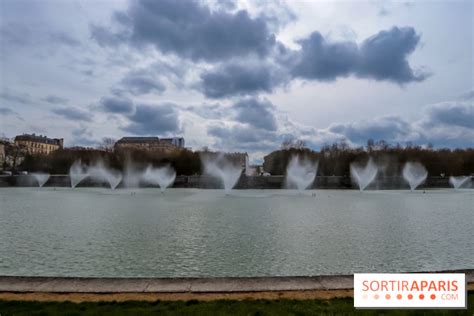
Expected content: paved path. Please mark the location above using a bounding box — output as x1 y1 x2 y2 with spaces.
0 275 353 293
0 270 472 294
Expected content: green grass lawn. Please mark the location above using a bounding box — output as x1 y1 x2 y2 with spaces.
0 293 472 316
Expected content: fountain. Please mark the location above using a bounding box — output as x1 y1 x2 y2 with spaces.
30 172 50 187
285 155 317 191
350 158 378 191
69 159 178 191
449 176 471 189
142 165 176 192
202 154 242 193
402 162 428 191
69 160 89 188
122 160 143 188
87 161 122 189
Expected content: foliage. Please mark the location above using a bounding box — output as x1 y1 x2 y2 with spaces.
18 148 202 176
264 140 474 176
13 139 474 177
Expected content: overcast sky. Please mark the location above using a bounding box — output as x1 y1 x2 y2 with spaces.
0 0 473 162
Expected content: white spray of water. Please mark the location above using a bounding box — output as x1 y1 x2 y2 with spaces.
69 160 177 191
402 162 428 191
122 160 142 188
449 176 471 189
202 154 242 193
69 160 89 188
285 155 318 191
350 158 378 191
31 172 50 187
142 165 176 192
86 160 123 190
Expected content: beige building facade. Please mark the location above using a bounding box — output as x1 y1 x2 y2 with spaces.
14 134 63 155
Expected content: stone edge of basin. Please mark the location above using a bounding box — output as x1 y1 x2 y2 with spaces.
0 270 472 293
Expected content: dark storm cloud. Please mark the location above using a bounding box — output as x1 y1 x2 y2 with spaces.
91 0 427 97
91 0 275 61
122 103 180 135
200 63 277 98
423 102 474 129
291 32 359 81
100 96 134 114
52 107 93 121
120 71 166 95
292 27 428 84
356 27 427 83
199 27 426 98
232 98 278 131
43 95 69 105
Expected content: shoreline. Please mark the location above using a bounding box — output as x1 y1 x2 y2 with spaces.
0 270 472 302
2 174 471 189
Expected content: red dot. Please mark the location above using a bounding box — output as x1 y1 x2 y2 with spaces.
419 294 425 300
385 294 391 300
430 294 436 300
408 294 413 300
397 294 402 300
374 294 379 300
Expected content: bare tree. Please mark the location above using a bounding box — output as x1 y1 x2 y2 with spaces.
281 138 308 150
281 137 294 150
294 139 306 149
99 137 116 152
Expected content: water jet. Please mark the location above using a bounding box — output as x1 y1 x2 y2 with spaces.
350 158 378 191
142 165 176 192
285 155 317 191
202 154 242 193
402 162 427 191
449 176 471 189
69 160 88 188
30 172 50 187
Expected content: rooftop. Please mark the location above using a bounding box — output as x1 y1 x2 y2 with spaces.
14 134 62 145
116 137 161 143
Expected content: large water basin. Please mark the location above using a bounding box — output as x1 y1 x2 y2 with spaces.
0 188 472 277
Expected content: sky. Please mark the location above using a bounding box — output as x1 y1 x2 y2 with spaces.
0 0 473 162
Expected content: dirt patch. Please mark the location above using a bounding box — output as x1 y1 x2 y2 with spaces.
1 283 471 302
0 289 353 302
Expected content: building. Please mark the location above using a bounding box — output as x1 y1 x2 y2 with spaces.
114 136 184 153
14 134 63 155
161 137 185 148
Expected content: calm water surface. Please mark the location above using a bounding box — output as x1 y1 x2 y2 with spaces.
0 188 472 277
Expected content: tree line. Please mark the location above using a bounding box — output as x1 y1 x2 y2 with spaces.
9 139 474 177
263 140 474 176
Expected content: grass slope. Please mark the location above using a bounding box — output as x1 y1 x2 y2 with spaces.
0 293 472 316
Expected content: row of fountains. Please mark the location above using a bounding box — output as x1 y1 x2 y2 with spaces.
28 156 471 192
286 156 472 191
29 160 176 192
